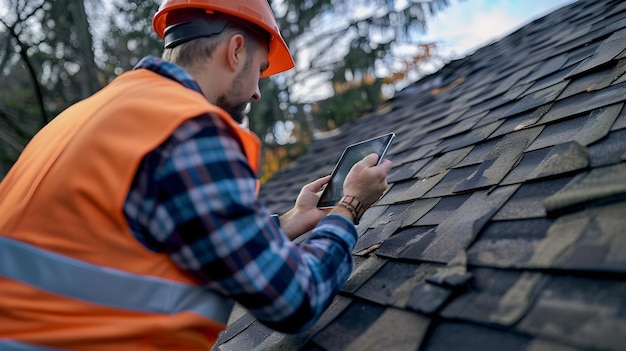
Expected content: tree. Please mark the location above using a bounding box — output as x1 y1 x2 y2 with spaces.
39 0 103 109
0 0 452 179
0 0 50 174
0 0 160 175
99 1 161 78
249 0 451 179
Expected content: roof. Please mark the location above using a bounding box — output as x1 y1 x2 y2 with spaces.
213 0 626 349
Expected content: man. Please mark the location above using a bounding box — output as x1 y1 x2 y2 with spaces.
0 0 392 349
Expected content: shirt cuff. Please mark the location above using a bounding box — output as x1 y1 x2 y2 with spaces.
270 214 281 228
313 214 358 249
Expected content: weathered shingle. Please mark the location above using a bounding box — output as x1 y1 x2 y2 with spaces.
213 1 626 350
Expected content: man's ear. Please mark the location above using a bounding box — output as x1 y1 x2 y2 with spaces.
226 34 246 73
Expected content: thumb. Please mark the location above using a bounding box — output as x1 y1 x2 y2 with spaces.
361 153 380 167
304 175 331 192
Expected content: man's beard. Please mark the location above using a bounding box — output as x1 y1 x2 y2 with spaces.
216 59 252 124
216 96 248 124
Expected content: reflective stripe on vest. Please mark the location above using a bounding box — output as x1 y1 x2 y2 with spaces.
0 340 64 351
0 236 233 323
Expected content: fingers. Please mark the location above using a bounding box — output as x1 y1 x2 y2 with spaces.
357 155 392 181
303 175 331 192
378 158 392 173
358 154 392 172
361 153 380 167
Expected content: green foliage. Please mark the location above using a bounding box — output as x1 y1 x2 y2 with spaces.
100 1 161 78
0 0 162 176
0 60 42 175
311 77 383 132
248 78 285 143
248 0 450 172
0 0 452 178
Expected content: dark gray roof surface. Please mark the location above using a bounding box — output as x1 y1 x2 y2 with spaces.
213 0 626 349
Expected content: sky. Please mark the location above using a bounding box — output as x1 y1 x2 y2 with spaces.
0 1 577 64
294 0 578 102
0 0 577 100
422 0 577 60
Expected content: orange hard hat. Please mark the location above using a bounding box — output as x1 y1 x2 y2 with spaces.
153 0 295 77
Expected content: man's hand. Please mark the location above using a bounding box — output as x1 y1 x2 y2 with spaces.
279 153 392 239
279 175 332 240
330 153 392 223
343 153 392 209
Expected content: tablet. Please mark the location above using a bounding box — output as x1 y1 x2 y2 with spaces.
317 132 395 208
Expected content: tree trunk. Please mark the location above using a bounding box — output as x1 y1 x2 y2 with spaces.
69 0 100 98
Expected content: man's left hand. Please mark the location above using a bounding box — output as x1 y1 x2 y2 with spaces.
279 175 332 240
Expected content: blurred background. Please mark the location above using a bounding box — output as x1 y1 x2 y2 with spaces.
0 0 573 181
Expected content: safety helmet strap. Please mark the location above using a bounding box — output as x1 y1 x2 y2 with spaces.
164 18 228 48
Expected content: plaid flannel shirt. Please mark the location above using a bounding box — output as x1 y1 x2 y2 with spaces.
124 56 357 332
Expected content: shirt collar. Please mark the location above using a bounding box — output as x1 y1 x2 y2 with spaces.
133 56 203 95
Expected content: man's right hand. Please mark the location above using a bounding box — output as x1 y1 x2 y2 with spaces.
331 153 392 222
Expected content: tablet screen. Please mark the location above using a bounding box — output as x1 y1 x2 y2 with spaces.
317 133 395 208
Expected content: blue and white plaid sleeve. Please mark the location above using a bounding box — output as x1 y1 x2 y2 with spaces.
125 113 357 332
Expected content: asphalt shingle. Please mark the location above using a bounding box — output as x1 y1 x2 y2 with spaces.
213 1 626 350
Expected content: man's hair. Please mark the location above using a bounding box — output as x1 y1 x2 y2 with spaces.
162 13 269 69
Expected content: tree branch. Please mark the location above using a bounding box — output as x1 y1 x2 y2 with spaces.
0 7 49 127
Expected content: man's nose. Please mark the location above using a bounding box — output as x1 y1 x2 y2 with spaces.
252 85 261 101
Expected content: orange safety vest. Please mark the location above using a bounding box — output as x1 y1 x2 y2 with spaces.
0 69 261 350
